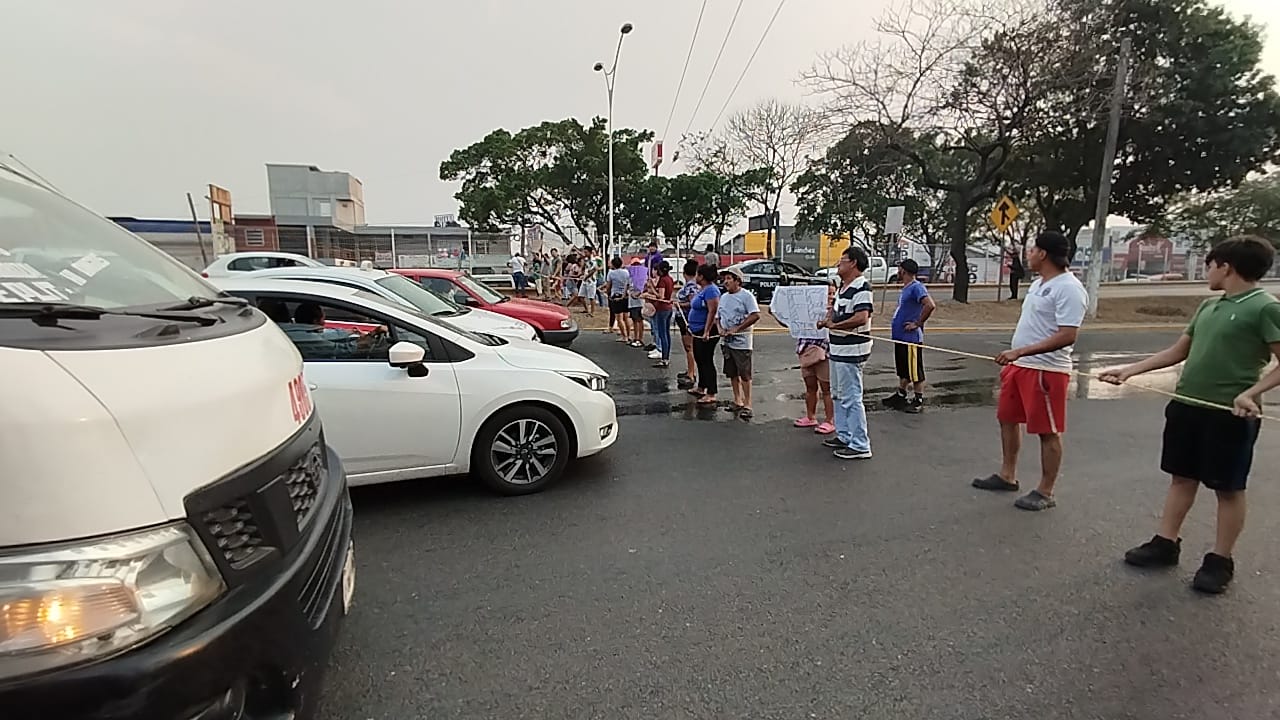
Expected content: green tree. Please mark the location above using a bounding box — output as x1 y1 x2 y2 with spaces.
1165 174 1280 248
1010 0 1280 252
440 118 653 247
793 123 950 253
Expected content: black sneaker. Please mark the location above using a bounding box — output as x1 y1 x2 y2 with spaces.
882 392 907 409
1192 553 1235 594
833 447 873 460
904 396 924 414
1123 535 1181 568
821 438 846 449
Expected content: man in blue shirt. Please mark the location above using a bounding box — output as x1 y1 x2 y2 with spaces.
883 259 936 414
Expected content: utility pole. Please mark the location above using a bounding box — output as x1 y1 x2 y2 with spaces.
186 193 209 268
1086 37 1131 319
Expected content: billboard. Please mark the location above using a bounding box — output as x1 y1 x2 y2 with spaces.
208 184 235 257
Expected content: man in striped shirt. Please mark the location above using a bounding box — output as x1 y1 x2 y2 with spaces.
817 246 875 460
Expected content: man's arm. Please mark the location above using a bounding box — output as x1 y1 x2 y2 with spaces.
997 282 1086 364
905 288 936 330
1098 334 1192 384
829 310 870 331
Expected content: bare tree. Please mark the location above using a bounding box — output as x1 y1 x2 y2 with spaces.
686 101 825 259
802 0 1095 301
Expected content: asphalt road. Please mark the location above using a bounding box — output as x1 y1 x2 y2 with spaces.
318 330 1280 720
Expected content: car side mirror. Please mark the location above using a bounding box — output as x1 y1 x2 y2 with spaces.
464 296 481 307
388 341 429 377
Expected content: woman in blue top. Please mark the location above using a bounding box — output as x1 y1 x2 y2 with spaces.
687 264 722 404
674 259 701 389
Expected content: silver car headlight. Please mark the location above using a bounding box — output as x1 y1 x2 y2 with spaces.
0 522 225 680
560 372 607 392
559 319 573 329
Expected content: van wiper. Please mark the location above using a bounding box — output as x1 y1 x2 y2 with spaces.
0 302 219 327
160 295 249 311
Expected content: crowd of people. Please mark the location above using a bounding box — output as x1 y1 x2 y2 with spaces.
518 232 1280 595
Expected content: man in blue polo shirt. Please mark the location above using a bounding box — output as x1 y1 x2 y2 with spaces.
883 259 936 414
817 246 875 460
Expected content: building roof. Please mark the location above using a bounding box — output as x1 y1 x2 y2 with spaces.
109 217 211 233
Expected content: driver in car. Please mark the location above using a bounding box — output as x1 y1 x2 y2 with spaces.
281 301 388 359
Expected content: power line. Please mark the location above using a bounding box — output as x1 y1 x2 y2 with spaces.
681 0 747 141
662 0 709 143
709 0 789 130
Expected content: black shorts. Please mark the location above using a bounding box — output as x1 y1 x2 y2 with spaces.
629 306 643 321
675 313 691 337
608 298 628 316
723 346 753 379
1160 400 1261 492
894 343 925 383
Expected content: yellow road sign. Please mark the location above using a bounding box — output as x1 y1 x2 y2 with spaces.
990 196 1019 233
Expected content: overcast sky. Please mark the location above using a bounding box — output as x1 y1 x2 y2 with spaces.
3 0 1278 225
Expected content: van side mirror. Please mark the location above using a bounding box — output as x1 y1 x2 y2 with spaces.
388 341 428 377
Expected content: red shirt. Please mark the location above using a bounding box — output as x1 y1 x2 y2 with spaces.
653 275 675 312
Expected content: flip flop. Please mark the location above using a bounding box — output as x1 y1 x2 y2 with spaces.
794 417 819 428
738 408 754 420
814 422 835 435
696 396 718 405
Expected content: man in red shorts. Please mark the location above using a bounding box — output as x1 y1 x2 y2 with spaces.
972 231 1088 511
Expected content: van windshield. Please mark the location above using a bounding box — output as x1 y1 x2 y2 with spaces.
0 168 213 309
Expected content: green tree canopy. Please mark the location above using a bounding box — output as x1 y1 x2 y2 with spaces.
1164 174 1280 248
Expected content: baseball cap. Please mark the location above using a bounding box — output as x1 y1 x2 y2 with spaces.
1034 231 1072 261
720 266 745 282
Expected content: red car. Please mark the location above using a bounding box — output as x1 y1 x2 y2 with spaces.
391 268 580 346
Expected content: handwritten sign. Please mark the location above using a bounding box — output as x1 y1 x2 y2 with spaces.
769 285 830 340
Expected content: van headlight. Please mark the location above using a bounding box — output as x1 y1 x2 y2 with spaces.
0 523 224 680
561 372 607 392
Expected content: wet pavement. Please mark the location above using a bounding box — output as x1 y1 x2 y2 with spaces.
600 329 1182 423
319 327 1280 720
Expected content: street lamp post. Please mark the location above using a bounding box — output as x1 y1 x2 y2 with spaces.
594 22 633 259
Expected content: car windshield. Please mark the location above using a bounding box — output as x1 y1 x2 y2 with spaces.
456 273 506 303
346 288 501 346
0 168 214 309
374 274 463 316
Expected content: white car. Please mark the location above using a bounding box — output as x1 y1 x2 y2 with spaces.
817 256 891 285
216 277 618 494
202 251 326 277
229 265 539 342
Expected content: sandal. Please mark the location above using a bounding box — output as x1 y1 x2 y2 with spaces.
972 474 1019 492
738 408 754 420
687 389 706 397
696 396 718 405
722 402 742 412
794 417 819 428
814 422 836 435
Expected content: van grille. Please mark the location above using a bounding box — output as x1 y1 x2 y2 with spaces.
201 500 268 568
285 444 325 528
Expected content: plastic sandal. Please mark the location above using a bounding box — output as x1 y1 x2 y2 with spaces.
794 417 819 428
815 422 835 435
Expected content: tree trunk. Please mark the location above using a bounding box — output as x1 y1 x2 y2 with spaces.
948 205 972 303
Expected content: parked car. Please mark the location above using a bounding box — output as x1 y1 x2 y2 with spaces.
816 256 893 286
201 251 326 277
723 259 824 303
229 266 539 342
392 268 579 346
216 277 617 494
467 265 514 288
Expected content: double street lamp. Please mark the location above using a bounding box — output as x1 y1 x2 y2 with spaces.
594 22 633 259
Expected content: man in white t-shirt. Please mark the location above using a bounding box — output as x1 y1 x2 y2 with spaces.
509 253 527 297
972 231 1088 511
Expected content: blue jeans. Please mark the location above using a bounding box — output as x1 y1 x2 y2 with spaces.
830 360 870 453
651 310 673 360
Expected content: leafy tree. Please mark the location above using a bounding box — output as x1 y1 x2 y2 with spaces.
793 123 950 254
440 118 652 247
1164 174 1280 248
678 133 770 253
1010 0 1280 252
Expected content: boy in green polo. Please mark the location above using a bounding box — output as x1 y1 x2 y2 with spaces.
1100 236 1280 594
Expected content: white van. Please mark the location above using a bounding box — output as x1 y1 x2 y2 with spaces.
0 162 353 718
